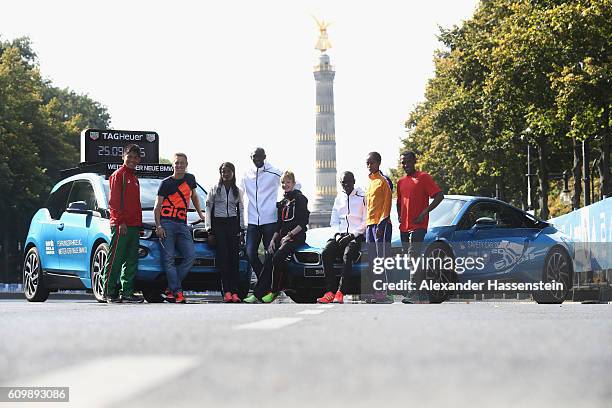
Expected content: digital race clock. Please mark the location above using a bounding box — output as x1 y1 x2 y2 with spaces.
81 129 160 164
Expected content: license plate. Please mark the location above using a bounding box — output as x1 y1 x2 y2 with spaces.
304 268 325 278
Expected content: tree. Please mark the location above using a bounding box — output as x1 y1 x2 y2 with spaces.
0 36 110 281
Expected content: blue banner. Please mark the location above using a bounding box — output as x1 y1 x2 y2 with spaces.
548 198 612 273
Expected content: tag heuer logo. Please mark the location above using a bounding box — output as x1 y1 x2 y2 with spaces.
89 131 100 141
146 133 156 142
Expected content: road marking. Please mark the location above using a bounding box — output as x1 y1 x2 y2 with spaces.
297 309 325 315
2 355 197 407
317 305 335 309
235 317 303 330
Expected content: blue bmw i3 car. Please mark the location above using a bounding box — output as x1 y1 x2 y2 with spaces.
23 163 249 303
286 195 575 304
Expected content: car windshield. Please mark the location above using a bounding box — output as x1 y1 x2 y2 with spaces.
428 198 466 228
102 178 207 210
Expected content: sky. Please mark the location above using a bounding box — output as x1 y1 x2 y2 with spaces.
1 0 478 199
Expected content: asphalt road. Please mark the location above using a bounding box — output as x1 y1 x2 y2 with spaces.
0 297 610 408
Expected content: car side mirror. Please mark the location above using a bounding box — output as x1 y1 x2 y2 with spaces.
472 217 496 229
66 201 92 215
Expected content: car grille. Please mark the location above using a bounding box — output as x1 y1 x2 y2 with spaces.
193 258 215 267
294 252 321 265
175 257 215 267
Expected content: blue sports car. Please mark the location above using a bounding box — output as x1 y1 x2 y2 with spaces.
22 163 249 303
286 195 575 304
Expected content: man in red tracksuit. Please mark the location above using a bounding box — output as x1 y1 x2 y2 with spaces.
103 144 144 303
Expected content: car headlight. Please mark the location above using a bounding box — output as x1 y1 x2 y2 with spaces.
140 228 154 240
192 228 208 242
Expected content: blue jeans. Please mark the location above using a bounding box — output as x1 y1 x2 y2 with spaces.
246 223 277 278
160 220 195 293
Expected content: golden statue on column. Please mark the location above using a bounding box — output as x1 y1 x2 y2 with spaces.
314 17 332 52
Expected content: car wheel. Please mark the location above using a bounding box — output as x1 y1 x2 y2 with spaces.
532 246 573 304
91 243 109 303
287 289 323 304
142 289 164 303
423 242 456 304
23 247 49 302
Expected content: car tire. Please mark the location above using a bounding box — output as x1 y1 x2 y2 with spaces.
532 246 573 304
90 243 109 303
423 242 456 304
142 289 164 303
287 289 323 304
23 247 50 302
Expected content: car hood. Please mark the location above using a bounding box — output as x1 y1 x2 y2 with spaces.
303 225 455 251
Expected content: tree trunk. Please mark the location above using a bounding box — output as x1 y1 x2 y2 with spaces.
1 214 9 283
536 137 549 219
572 138 582 209
599 104 611 199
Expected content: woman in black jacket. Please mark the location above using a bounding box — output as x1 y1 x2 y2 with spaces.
244 171 309 303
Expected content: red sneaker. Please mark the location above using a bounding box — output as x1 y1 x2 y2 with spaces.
231 293 241 303
317 291 335 304
175 291 186 304
164 289 175 303
333 290 344 304
223 292 232 303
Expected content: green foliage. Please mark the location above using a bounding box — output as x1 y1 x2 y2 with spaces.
0 36 111 281
401 0 611 217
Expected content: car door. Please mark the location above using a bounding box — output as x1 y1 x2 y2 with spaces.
452 201 536 277
57 180 97 276
41 182 73 272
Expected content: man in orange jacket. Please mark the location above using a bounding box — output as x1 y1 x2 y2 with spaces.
365 152 394 303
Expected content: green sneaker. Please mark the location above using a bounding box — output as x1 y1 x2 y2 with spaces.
261 292 278 303
243 294 260 304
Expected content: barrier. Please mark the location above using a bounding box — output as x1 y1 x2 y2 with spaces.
548 198 612 275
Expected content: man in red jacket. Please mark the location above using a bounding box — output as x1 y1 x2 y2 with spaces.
103 144 144 303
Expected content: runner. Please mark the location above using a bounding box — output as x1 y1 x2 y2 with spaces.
397 151 443 304
102 144 144 304
317 171 367 304
244 171 309 303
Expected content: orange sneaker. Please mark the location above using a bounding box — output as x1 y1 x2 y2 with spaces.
223 292 232 303
175 291 186 304
333 290 344 304
231 293 241 303
317 291 335 304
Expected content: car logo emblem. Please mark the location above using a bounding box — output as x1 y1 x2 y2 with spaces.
146 133 156 143
89 131 100 141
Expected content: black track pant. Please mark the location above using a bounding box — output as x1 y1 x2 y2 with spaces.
322 237 361 293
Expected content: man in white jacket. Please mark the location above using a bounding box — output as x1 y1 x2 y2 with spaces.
240 147 283 279
317 171 367 304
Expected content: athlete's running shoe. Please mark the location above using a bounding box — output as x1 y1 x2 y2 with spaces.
175 291 186 304
333 291 344 304
223 292 233 303
261 292 278 303
317 291 335 304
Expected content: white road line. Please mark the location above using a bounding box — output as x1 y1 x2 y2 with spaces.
297 309 325 315
234 317 303 330
317 305 335 309
2 355 197 407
